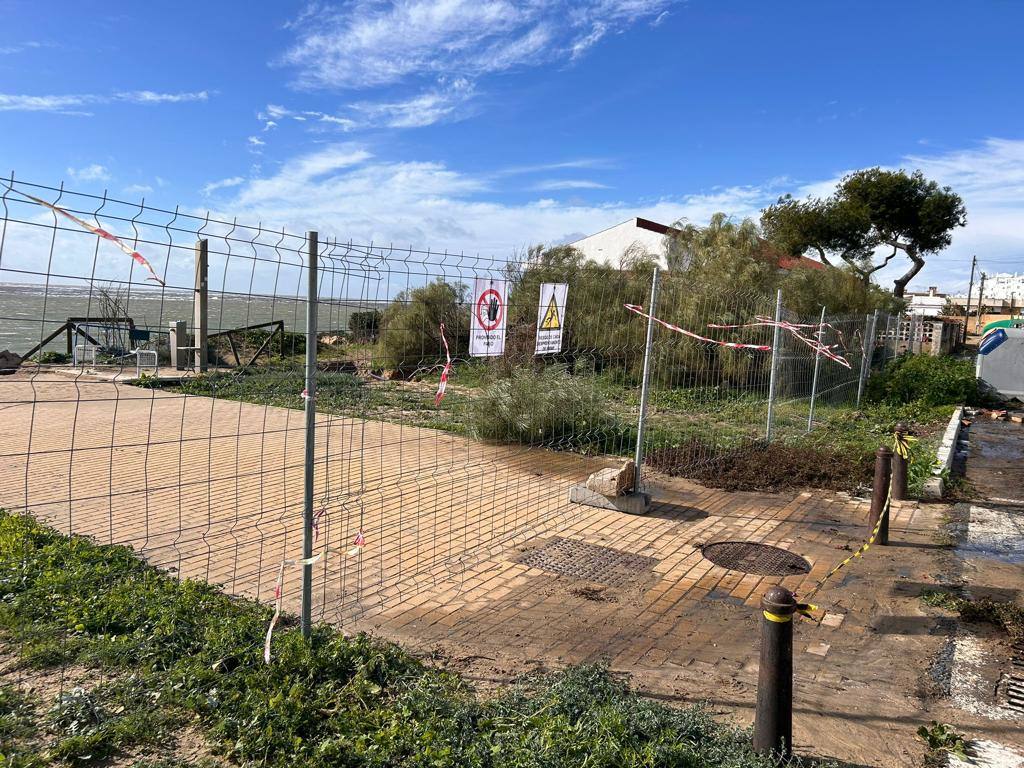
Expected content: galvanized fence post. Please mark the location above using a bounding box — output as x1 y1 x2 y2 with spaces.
855 310 878 408
633 266 659 493
882 312 894 364
193 239 208 372
806 305 827 433
301 230 318 639
765 288 783 441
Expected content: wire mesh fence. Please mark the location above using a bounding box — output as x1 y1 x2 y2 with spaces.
0 177 894 637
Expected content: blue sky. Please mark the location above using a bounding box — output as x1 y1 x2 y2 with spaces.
2 0 1023 292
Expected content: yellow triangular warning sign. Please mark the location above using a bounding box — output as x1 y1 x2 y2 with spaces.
541 294 560 330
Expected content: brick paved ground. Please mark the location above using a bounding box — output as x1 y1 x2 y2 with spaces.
2 370 1017 766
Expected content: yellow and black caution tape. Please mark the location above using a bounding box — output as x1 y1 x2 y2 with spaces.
800 489 891 609
763 603 817 623
892 431 918 459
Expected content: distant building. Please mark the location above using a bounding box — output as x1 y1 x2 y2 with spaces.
567 217 826 271
983 272 1024 302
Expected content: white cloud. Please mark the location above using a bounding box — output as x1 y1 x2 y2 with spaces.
258 103 358 132
499 158 614 175
115 90 210 104
0 94 93 114
317 114 357 130
899 138 1024 290
221 142 770 254
279 0 676 90
570 22 607 60
218 138 1024 293
269 2 675 133
351 78 475 128
533 179 610 190
66 164 111 182
0 90 210 114
123 183 154 195
256 77 475 134
0 41 46 55
201 176 246 196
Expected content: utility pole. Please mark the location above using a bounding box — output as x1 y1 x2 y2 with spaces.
962 254 976 345
976 272 987 334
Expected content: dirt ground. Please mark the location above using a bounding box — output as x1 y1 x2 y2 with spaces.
2 370 1022 767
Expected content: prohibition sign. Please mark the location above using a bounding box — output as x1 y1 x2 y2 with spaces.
476 288 503 331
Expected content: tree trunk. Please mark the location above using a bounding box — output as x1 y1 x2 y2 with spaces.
892 246 924 299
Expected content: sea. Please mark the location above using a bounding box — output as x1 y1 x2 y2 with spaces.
0 283 372 354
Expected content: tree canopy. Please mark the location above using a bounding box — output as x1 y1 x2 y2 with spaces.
761 168 966 298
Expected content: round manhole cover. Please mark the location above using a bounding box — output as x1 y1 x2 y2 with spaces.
700 542 811 576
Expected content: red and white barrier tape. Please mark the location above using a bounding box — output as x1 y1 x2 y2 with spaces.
435 322 451 406
348 529 366 556
11 187 165 286
708 315 851 368
623 304 772 351
263 550 323 664
312 504 326 542
263 530 366 664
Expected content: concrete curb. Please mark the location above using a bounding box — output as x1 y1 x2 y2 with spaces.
922 405 965 500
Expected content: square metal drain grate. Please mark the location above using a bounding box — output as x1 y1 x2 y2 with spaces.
517 537 658 588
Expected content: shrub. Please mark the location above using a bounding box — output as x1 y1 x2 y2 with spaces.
34 350 70 364
348 309 382 342
469 365 626 451
378 280 468 373
867 353 978 406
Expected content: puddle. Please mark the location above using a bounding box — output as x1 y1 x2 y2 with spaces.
704 588 746 606
975 436 1024 462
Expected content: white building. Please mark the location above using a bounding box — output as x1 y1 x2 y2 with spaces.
982 272 1024 302
567 217 672 265
907 286 949 316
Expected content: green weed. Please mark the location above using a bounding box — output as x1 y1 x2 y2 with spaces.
917 721 968 764
921 590 1024 642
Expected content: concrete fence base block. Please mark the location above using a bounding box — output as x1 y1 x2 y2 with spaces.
568 484 651 515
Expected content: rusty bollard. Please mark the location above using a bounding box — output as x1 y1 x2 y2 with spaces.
891 422 909 501
754 586 796 760
868 446 893 546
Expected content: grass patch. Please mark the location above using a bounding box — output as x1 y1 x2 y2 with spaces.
0 684 43 768
0 510 780 768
